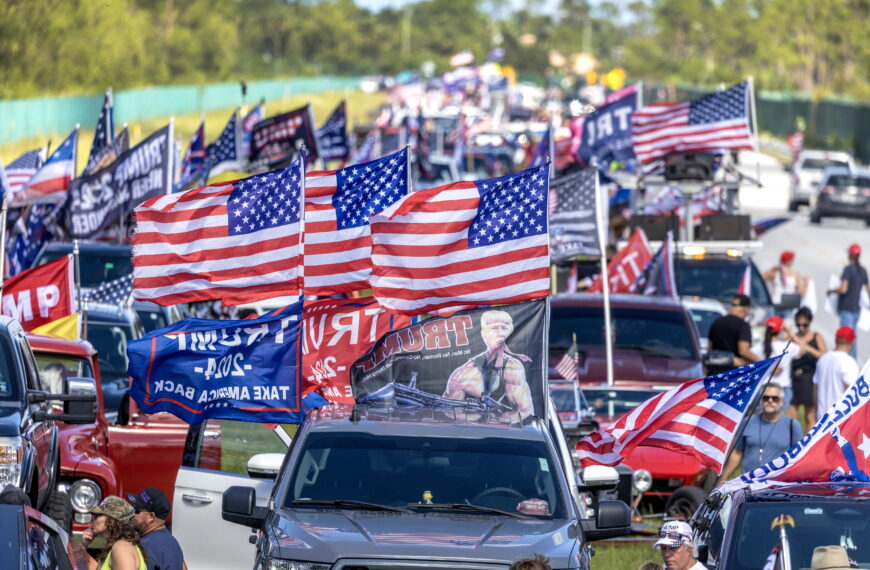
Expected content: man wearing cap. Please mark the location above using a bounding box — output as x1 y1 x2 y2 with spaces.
654 521 706 570
813 326 859 419
827 243 869 358
707 294 760 375
127 488 186 570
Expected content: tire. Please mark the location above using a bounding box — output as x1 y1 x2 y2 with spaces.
810 210 822 224
665 485 707 521
45 490 72 534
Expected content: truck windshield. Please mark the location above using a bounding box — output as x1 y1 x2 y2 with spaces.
33 354 94 395
285 433 565 519
36 250 132 289
728 500 870 570
675 258 771 306
0 339 17 400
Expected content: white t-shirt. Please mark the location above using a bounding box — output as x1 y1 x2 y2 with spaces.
688 561 708 570
813 350 859 416
752 338 798 389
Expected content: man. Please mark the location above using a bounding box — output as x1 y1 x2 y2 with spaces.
707 294 760 375
654 520 706 570
813 326 859 419
444 309 533 420
722 382 802 477
827 243 869 358
126 488 186 570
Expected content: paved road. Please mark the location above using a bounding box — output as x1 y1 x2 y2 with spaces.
737 150 870 366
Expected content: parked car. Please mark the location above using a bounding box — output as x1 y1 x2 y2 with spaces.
549 294 704 386
0 317 97 530
31 242 133 290
172 407 631 569
809 168 870 225
682 296 727 355
132 300 185 334
0 502 90 569
789 149 855 211
548 381 596 436
692 481 870 569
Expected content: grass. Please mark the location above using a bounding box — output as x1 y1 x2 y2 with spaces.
219 420 297 475
592 542 660 569
0 90 386 170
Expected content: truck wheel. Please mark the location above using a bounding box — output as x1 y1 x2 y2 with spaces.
665 486 707 521
45 490 72 534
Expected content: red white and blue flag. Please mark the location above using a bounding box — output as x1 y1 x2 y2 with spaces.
303 148 409 296
4 149 44 196
737 262 752 295
86 88 114 172
241 103 265 160
316 100 350 162
576 356 782 473
12 128 78 206
632 81 754 164
632 231 678 298
369 164 551 316
132 156 305 306
529 125 552 168
176 120 207 190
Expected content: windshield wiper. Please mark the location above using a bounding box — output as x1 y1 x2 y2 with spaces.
407 503 529 518
292 499 405 512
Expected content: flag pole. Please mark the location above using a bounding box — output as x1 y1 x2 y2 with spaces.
592 160 615 386
73 239 87 339
748 76 761 183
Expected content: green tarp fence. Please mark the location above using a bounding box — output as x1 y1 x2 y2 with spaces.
0 76 361 145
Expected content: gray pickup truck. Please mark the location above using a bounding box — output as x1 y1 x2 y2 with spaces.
215 405 630 570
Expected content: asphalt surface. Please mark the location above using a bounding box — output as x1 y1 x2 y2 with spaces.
737 150 870 366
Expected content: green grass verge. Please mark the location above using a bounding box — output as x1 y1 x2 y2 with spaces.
219 420 297 476
592 542 660 569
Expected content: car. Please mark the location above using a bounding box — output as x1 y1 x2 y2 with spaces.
132 300 185 334
83 302 145 422
31 242 133 291
171 407 631 569
682 297 727 355
789 149 855 211
809 167 870 225
548 381 596 435
0 317 97 530
549 294 704 386
691 481 870 569
0 502 90 569
579 385 713 519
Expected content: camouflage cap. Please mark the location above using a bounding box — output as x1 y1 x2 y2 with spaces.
89 495 135 523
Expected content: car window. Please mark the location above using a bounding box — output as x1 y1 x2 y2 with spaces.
582 388 661 421
193 419 290 475
827 175 870 188
285 433 565 519
0 338 18 400
86 324 131 379
33 354 93 395
17 337 44 392
26 517 63 570
676 258 771 306
36 251 132 289
689 308 723 339
137 309 168 333
549 387 578 413
800 158 849 170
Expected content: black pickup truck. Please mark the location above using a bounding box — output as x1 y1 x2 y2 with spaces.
0 316 97 529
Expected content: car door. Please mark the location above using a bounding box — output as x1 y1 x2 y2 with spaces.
173 419 290 570
18 333 57 508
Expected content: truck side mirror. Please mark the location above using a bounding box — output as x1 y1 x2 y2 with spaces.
247 453 284 479
580 500 631 541
222 486 267 528
703 350 734 370
577 465 620 492
31 378 98 424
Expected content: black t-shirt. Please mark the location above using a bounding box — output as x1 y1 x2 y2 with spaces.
838 263 868 313
708 314 752 356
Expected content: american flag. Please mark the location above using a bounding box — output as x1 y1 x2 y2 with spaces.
205 111 240 179
316 100 349 162
576 356 782 473
132 156 305 306
350 129 379 165
369 164 551 316
5 149 44 197
632 81 754 164
85 273 133 305
529 125 551 168
548 168 600 262
303 149 409 296
7 204 63 277
176 120 207 190
241 103 265 160
12 128 78 206
555 342 579 381
0 161 8 204
632 231 677 298
86 88 114 171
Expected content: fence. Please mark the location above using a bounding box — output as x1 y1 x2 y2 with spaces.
0 76 361 145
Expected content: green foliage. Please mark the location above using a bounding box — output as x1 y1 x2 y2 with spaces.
592 542 660 569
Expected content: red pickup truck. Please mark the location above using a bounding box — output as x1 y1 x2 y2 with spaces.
28 334 189 532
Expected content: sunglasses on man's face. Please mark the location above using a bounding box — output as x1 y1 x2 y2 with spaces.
762 395 782 402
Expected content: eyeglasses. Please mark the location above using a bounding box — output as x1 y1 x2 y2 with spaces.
659 530 688 540
762 395 782 402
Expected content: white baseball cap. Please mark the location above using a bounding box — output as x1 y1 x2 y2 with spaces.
654 520 693 549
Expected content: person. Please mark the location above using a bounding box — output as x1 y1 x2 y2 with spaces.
707 294 760 375
764 250 807 317
509 554 552 570
654 520 706 570
638 563 665 570
126 488 187 570
722 382 803 477
444 309 533 420
751 316 800 414
813 326 859 419
790 306 827 427
826 243 869 358
803 545 857 570
83 496 147 570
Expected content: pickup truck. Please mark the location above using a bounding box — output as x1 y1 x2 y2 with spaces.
170 405 632 569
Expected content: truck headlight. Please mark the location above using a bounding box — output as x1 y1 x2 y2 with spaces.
263 560 330 570
632 469 652 493
69 479 102 514
0 437 23 488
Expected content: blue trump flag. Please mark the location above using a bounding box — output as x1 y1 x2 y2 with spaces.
578 85 637 172
127 303 328 424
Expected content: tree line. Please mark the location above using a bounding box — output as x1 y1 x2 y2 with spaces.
1 0 867 100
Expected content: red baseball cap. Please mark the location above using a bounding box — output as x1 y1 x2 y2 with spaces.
836 326 856 343
766 316 784 333
849 243 861 257
780 250 795 263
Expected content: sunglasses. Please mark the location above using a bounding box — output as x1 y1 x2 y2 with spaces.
762 395 782 402
659 530 688 540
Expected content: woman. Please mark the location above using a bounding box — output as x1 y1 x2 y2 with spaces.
753 316 799 417
764 250 807 318
789 306 827 427
83 496 147 570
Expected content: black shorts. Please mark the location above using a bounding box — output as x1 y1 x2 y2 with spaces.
791 371 814 406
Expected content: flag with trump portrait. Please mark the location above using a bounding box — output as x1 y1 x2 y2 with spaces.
576 356 784 473
368 164 551 316
132 156 305 306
